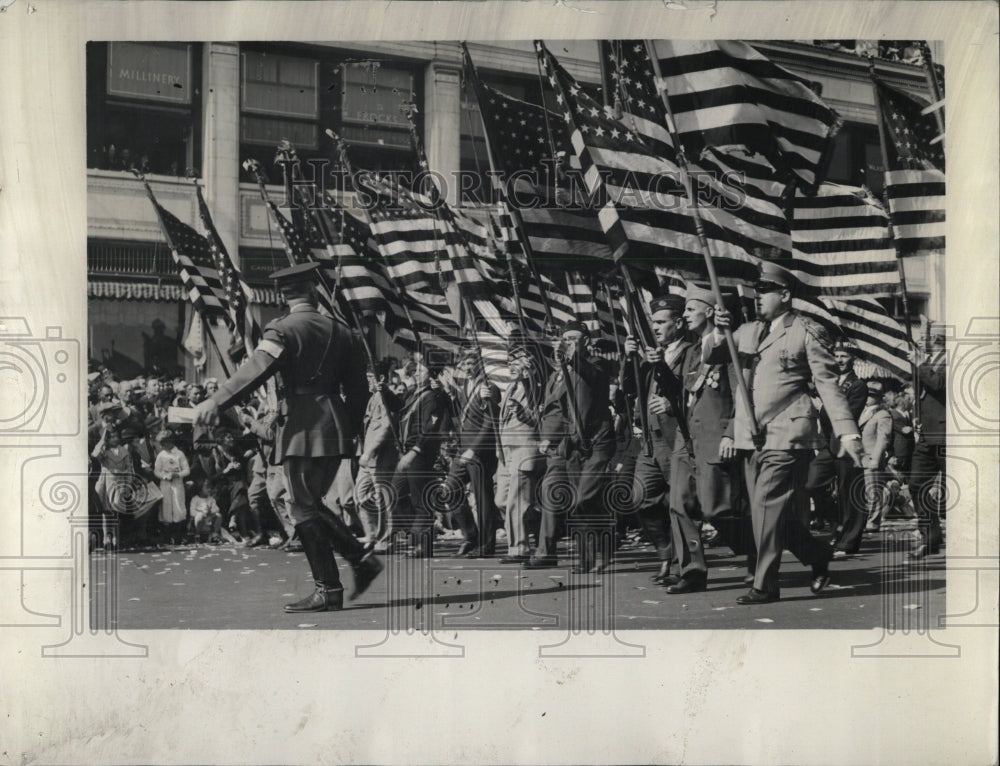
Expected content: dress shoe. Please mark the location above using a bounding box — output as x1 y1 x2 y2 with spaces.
666 576 707 595
350 554 384 600
659 573 681 587
522 556 558 569
284 586 344 613
454 541 476 557
499 554 530 564
831 550 849 560
810 563 831 594
736 588 780 605
650 562 672 584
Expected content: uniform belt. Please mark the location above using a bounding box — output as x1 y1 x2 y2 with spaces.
288 385 330 396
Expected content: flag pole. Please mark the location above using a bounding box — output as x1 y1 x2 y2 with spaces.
919 42 946 145
643 39 762 447
135 171 233 378
326 128 424 351
868 60 923 409
398 102 504 464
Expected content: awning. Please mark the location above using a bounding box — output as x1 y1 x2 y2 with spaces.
88 280 281 306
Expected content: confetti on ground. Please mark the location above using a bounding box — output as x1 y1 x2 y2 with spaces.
810 608 823 612
259 563 269 567
297 624 317 628
128 598 140 602
755 618 774 623
213 568 221 572
642 600 661 605
491 574 502 581
903 604 922 610
172 583 185 586
276 579 287 583
712 606 732 611
153 571 168 576
547 575 564 580
282 593 295 597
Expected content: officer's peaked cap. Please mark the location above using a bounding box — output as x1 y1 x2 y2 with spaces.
270 261 321 286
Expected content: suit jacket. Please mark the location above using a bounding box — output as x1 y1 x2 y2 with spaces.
213 304 369 462
678 335 737 464
889 407 915 463
707 313 859 451
819 370 867 453
453 375 501 455
540 355 614 454
917 350 947 446
859 404 893 469
361 388 401 458
398 383 452 455
621 338 692 448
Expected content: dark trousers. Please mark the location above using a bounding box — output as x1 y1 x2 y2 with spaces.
388 449 439 551
629 438 675 563
669 444 749 580
908 441 945 549
745 449 833 595
446 452 499 552
537 444 614 561
807 448 864 551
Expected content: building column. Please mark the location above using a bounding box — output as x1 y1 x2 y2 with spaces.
201 42 241 264
423 61 462 206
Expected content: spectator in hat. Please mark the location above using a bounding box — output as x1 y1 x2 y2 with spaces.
852 379 894 534
155 430 190 544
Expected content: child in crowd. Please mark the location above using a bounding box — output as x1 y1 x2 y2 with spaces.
190 478 222 543
155 429 190 544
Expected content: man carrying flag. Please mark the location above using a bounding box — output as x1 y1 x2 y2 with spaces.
707 262 864 604
192 262 383 613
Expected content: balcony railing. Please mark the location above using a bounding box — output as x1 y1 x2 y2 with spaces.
88 239 177 277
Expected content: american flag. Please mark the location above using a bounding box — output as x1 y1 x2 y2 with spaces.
145 189 227 317
640 39 842 191
795 296 913 379
874 78 945 257
788 183 901 297
464 58 615 271
537 41 766 283
598 41 794 264
196 186 262 357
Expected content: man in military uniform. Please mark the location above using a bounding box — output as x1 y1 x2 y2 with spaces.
666 286 751 594
708 262 865 604
525 321 616 573
622 294 691 585
193 262 382 613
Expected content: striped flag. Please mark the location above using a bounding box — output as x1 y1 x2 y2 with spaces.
644 39 842 190
537 41 768 283
196 186 262 357
788 183 900 297
873 78 945 257
464 61 615 271
145 192 227 317
794 297 913 379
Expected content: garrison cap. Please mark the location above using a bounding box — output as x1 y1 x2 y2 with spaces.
269 261 321 286
866 379 885 396
754 261 795 293
684 285 718 307
649 294 685 315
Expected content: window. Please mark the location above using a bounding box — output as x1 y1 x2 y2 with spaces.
87 42 201 176
238 48 420 186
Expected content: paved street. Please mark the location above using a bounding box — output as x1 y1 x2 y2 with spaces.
96 518 945 632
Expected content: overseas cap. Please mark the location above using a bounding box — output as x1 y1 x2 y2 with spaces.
649 294 685 315
684 285 717 307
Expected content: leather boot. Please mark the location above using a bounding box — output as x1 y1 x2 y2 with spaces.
317 506 366 567
350 553 384 600
284 519 344 613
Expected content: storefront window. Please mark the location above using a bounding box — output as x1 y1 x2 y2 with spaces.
87 42 201 176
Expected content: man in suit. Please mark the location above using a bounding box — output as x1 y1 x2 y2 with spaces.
708 262 865 604
494 332 546 564
525 321 616 573
908 323 947 558
805 342 868 552
443 345 502 557
622 294 691 584
388 356 453 559
193 262 382 613
666 286 752 594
